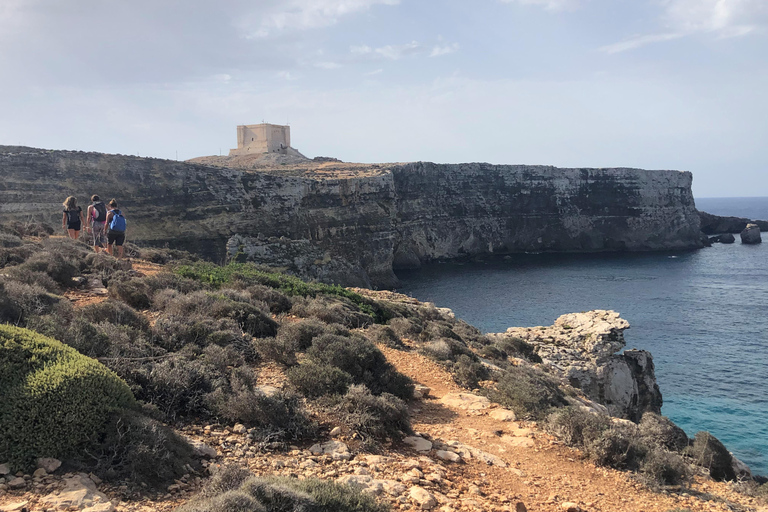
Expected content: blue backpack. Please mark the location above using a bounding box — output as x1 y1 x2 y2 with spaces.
109 209 127 233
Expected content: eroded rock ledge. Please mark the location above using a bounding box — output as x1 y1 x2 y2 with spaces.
490 310 662 422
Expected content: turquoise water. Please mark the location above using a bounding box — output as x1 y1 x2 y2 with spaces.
397 197 768 474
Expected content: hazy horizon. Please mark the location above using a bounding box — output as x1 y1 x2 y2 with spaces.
1 1 766 197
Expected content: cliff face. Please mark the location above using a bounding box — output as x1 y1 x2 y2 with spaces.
0 147 702 288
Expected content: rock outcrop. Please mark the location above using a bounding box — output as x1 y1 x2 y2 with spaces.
699 211 768 235
740 223 762 244
493 310 662 421
0 147 703 288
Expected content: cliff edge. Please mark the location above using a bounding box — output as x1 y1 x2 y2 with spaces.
0 147 703 288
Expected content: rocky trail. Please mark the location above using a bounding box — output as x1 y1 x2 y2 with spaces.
1 270 765 512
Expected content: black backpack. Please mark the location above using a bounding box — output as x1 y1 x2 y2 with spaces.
92 202 107 222
65 208 80 224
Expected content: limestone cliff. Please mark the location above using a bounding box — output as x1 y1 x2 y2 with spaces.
0 147 703 288
491 310 662 422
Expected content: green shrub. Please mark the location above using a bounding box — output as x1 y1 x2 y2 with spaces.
0 325 135 469
276 318 328 351
0 232 23 248
177 470 390 512
483 365 567 420
332 385 411 443
421 321 462 342
586 427 648 471
478 345 507 361
245 285 293 314
287 362 353 398
144 272 203 295
639 412 689 452
142 355 220 419
18 251 81 287
686 431 736 481
4 267 61 293
174 262 381 322
86 409 196 487
307 334 413 399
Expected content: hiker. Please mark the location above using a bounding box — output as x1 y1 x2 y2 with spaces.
105 199 127 259
86 194 108 253
62 196 86 240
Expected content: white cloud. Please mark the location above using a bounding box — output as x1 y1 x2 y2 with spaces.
603 0 768 53
430 43 460 57
498 0 581 12
351 41 423 60
600 32 686 54
244 0 400 38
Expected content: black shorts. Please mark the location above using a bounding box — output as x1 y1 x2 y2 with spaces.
108 232 125 246
67 221 81 230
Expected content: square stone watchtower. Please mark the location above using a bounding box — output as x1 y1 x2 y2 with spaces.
229 123 291 156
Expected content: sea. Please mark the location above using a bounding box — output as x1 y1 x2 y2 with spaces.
397 197 768 475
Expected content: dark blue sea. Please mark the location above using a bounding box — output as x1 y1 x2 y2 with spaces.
397 197 768 474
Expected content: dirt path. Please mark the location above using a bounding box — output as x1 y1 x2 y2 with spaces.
381 345 763 512
63 259 163 308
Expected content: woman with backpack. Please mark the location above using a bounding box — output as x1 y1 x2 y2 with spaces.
62 196 86 240
86 194 108 252
105 199 127 259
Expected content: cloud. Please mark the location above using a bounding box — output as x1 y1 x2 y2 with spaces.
244 0 400 38
430 43 460 57
350 41 428 60
603 0 768 53
497 0 582 12
314 61 342 69
600 32 686 54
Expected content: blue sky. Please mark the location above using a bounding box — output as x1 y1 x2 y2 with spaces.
1 0 766 197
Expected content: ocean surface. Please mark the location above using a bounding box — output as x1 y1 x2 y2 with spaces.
397 197 768 474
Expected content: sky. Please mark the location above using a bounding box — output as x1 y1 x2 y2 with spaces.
1 0 767 197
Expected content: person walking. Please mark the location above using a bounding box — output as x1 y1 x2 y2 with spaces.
86 195 108 253
105 199 127 259
62 196 86 240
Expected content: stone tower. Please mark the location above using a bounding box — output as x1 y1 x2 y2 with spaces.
229 123 291 156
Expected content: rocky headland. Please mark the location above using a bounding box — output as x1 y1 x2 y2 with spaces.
0 146 705 288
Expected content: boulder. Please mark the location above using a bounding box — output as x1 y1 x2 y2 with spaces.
185 437 217 458
309 440 351 460
7 477 25 489
741 223 762 244
37 457 62 473
0 502 28 512
409 486 438 510
413 385 431 399
719 233 736 244
404 436 433 452
0 463 10 475
489 408 516 422
435 450 462 463
440 393 491 411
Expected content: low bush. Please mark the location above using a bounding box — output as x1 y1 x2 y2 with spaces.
16 251 81 287
245 285 293 314
144 272 203 296
332 385 411 443
0 278 71 325
177 469 390 512
640 447 690 486
142 355 220 419
206 371 316 444
545 406 611 447
586 427 648 471
253 337 297 366
276 318 328 351
365 324 403 348
108 276 152 309
387 317 423 339
0 325 135 469
686 431 736 481
79 300 150 331
483 365 567 420
287 362 353 398
307 334 413 399
421 321 462 342
478 345 507 361
86 409 196 487
0 232 23 248
450 354 489 389
496 336 542 363
639 412 689 452
4 267 61 293
291 295 373 328
139 247 198 265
